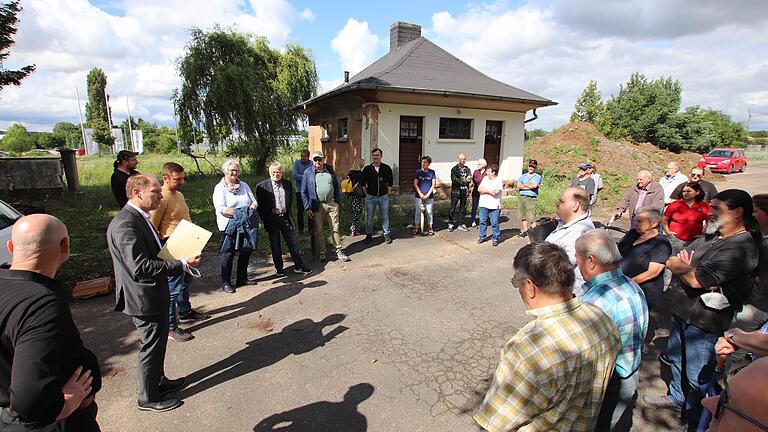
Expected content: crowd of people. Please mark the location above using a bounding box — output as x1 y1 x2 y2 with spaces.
0 147 765 432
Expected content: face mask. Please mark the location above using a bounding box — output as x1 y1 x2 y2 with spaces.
700 287 730 310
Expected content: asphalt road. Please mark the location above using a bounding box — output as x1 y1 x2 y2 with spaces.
71 161 766 432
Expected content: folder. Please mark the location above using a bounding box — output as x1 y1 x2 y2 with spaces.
158 219 212 261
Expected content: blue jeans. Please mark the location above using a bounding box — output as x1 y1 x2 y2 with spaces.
667 314 718 409
595 370 638 431
366 195 390 236
479 207 500 241
168 272 193 330
414 197 434 226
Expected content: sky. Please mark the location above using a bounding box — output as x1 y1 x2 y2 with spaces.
2 0 768 133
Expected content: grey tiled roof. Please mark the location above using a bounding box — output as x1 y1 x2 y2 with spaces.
300 37 555 107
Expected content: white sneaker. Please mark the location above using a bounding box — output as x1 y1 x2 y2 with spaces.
457 224 469 232
337 251 350 262
471 221 477 228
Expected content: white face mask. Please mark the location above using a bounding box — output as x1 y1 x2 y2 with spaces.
700 287 730 310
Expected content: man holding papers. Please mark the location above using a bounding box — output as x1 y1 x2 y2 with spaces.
107 174 201 412
150 162 210 343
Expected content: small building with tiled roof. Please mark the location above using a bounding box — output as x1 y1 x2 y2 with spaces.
297 21 556 191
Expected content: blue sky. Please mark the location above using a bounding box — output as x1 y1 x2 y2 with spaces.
2 0 767 132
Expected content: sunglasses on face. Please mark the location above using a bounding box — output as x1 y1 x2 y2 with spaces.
714 388 768 430
313 158 323 162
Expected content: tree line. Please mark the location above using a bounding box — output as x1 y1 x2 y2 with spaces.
570 73 747 153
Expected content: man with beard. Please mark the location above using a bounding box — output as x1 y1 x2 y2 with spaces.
644 189 761 430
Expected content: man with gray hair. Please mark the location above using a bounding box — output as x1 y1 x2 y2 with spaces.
475 242 620 431
615 170 664 227
577 229 649 431
660 161 688 205
545 187 595 294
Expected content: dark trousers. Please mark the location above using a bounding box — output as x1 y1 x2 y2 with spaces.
219 232 252 285
470 194 480 223
265 215 303 271
0 402 100 431
132 314 169 403
448 189 468 225
295 192 307 234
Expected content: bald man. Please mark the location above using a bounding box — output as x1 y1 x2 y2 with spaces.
615 170 664 227
659 161 688 205
701 357 768 431
448 153 472 231
107 174 201 412
0 214 101 430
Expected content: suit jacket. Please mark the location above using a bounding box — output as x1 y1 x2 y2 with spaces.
107 204 184 316
255 178 293 228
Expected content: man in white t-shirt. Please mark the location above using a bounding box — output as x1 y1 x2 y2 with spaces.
659 161 688 205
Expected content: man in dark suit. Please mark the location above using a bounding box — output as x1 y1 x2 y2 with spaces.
256 162 312 276
107 174 201 412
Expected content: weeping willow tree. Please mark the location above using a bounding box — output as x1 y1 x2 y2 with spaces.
174 27 318 172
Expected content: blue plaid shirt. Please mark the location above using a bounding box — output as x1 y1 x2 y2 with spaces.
582 268 648 377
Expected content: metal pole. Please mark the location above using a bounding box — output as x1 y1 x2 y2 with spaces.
104 85 114 153
125 89 135 151
75 85 88 155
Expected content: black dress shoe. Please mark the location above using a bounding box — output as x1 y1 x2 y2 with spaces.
159 376 187 395
223 283 235 294
138 398 181 412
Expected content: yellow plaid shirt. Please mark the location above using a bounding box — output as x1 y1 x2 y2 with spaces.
474 297 620 432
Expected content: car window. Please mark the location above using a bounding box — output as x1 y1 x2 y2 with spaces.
708 150 732 158
0 202 21 231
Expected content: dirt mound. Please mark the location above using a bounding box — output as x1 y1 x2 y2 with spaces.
526 121 713 196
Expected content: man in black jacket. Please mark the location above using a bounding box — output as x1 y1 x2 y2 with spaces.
670 167 718 202
110 150 140 208
256 162 312 276
0 214 101 431
107 174 201 412
361 148 394 244
448 153 471 232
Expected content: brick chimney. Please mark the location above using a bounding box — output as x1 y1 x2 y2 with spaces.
389 22 421 52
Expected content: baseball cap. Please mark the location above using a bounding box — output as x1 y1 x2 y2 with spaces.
311 150 324 160
579 161 593 170
116 150 138 161
528 159 538 167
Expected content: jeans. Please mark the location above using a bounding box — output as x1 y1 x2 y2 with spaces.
167 272 192 330
448 189 468 225
479 207 500 241
470 194 480 223
413 197 434 227
667 314 718 408
595 370 638 432
366 195 390 236
266 215 304 271
219 232 253 285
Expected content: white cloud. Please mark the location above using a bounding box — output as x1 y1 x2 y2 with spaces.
331 18 380 76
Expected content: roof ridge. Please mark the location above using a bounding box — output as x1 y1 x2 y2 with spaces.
371 37 425 80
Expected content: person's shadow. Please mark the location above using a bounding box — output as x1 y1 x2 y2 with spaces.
180 314 348 398
252 383 374 432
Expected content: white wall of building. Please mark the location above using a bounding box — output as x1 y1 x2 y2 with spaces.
375 103 526 185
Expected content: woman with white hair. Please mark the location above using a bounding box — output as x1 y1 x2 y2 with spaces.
212 159 258 294
470 158 488 228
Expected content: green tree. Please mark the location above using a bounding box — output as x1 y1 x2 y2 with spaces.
174 27 318 171
32 132 65 149
0 123 34 152
0 1 35 92
85 68 114 149
570 80 603 123
52 122 82 147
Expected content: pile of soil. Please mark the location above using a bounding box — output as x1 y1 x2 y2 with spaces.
525 121 717 197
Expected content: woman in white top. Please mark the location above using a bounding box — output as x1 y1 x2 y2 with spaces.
212 159 257 293
477 164 503 246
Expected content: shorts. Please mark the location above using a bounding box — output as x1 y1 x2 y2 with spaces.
518 195 537 222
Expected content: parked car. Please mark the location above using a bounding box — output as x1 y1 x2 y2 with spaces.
697 148 748 173
0 200 22 267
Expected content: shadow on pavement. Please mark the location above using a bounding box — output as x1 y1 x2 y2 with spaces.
252 383 374 432
185 279 328 333
180 314 348 398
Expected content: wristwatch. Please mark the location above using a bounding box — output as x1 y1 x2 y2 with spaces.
725 329 737 344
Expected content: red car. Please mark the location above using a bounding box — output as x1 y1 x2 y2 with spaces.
697 148 747 173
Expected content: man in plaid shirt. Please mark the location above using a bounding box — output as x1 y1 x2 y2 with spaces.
577 229 649 431
475 242 620 432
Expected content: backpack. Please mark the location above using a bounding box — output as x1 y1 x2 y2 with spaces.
341 178 354 194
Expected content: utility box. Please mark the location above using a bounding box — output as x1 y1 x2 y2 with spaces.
0 157 65 195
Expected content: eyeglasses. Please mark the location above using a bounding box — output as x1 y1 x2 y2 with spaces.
714 388 768 430
313 158 323 162
691 173 702 177
510 274 527 288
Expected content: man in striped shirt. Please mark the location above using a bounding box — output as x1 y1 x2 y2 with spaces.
577 229 649 431
475 242 620 432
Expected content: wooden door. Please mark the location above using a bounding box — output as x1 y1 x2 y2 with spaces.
484 121 503 167
398 116 423 192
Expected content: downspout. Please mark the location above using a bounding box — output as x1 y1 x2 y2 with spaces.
524 108 538 123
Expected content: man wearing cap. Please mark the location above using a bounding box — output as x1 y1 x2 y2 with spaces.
670 167 718 203
111 150 140 208
516 160 542 237
570 162 597 207
301 150 350 263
